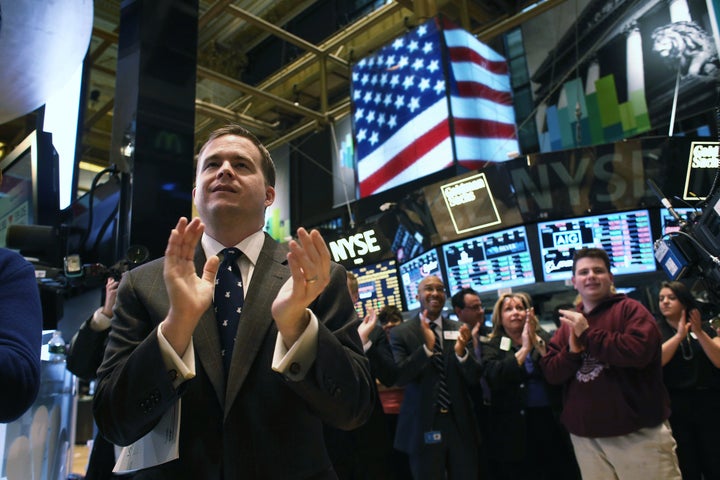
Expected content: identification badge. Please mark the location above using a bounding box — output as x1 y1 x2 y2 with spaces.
444 330 459 340
500 336 512 351
424 431 442 444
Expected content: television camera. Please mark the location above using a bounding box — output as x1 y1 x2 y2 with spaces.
650 179 720 306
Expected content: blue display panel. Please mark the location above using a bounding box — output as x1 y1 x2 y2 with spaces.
442 225 535 295
351 259 403 318
537 209 656 282
399 248 443 311
659 207 695 235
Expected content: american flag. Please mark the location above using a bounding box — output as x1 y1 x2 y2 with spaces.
351 17 519 198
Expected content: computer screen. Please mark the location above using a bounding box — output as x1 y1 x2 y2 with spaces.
659 207 696 235
351 258 403 318
537 209 656 282
442 225 536 295
399 248 443 311
0 130 59 247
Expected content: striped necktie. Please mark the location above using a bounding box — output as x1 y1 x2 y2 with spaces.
430 322 451 411
214 247 244 375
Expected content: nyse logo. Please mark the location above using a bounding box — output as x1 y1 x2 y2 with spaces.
329 229 382 262
552 230 581 247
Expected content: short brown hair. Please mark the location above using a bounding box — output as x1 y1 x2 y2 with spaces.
572 247 611 274
197 124 276 187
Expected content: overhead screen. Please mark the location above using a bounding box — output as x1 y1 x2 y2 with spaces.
351 258 403 318
399 248 443 311
537 209 656 282
0 130 59 247
659 207 696 235
442 225 535 295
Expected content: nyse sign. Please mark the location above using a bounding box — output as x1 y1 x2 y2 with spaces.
328 229 384 265
509 147 647 216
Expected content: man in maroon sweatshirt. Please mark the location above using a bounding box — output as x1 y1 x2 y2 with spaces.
540 248 681 480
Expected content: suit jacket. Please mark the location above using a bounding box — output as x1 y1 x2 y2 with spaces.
93 234 374 479
389 315 481 455
481 328 559 462
67 316 109 381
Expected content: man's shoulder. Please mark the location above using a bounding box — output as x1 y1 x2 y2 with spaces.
392 316 419 335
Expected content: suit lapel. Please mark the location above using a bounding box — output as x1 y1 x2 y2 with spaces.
224 236 289 418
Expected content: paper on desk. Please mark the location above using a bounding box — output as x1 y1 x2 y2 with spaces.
113 399 181 474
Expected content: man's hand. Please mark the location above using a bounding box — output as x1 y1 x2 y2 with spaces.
102 277 120 317
454 323 472 356
558 308 589 337
357 308 377 345
161 217 220 356
272 228 331 347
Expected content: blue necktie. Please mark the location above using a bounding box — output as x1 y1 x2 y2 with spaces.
430 322 451 411
214 248 244 375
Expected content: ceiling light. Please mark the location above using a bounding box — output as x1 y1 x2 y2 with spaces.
79 161 105 173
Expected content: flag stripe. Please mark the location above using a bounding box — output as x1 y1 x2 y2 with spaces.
358 98 449 181
363 139 456 197
453 118 517 139
449 96 517 125
448 46 509 76
450 57 511 93
442 25 507 62
454 136 519 162
456 81 513 105
360 120 452 196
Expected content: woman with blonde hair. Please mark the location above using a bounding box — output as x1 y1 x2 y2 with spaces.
481 292 579 479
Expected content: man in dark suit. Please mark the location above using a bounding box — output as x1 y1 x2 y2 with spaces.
93 125 374 479
389 275 481 479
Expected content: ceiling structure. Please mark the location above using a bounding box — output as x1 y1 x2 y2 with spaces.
0 0 565 191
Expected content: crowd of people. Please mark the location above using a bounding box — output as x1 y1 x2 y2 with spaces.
4 125 720 480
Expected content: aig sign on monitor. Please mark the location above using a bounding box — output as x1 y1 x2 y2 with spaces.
684 141 719 201
440 173 501 235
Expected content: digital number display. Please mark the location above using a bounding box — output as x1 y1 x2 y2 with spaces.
399 249 443 311
537 209 656 282
352 259 403 318
442 225 535 295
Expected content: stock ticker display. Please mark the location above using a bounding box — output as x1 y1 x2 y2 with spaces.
537 209 656 282
399 249 443 311
352 259 403 318
442 225 536 295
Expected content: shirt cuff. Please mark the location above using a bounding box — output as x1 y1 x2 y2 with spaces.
157 327 196 389
363 339 373 353
272 309 318 381
456 348 468 363
90 308 112 332
423 344 434 357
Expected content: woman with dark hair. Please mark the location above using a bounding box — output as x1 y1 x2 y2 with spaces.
657 281 720 480
482 292 580 480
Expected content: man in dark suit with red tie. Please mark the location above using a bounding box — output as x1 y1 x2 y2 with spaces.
389 275 481 479
93 125 374 479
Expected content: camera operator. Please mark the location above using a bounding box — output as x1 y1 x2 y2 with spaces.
66 276 120 479
657 281 720 480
